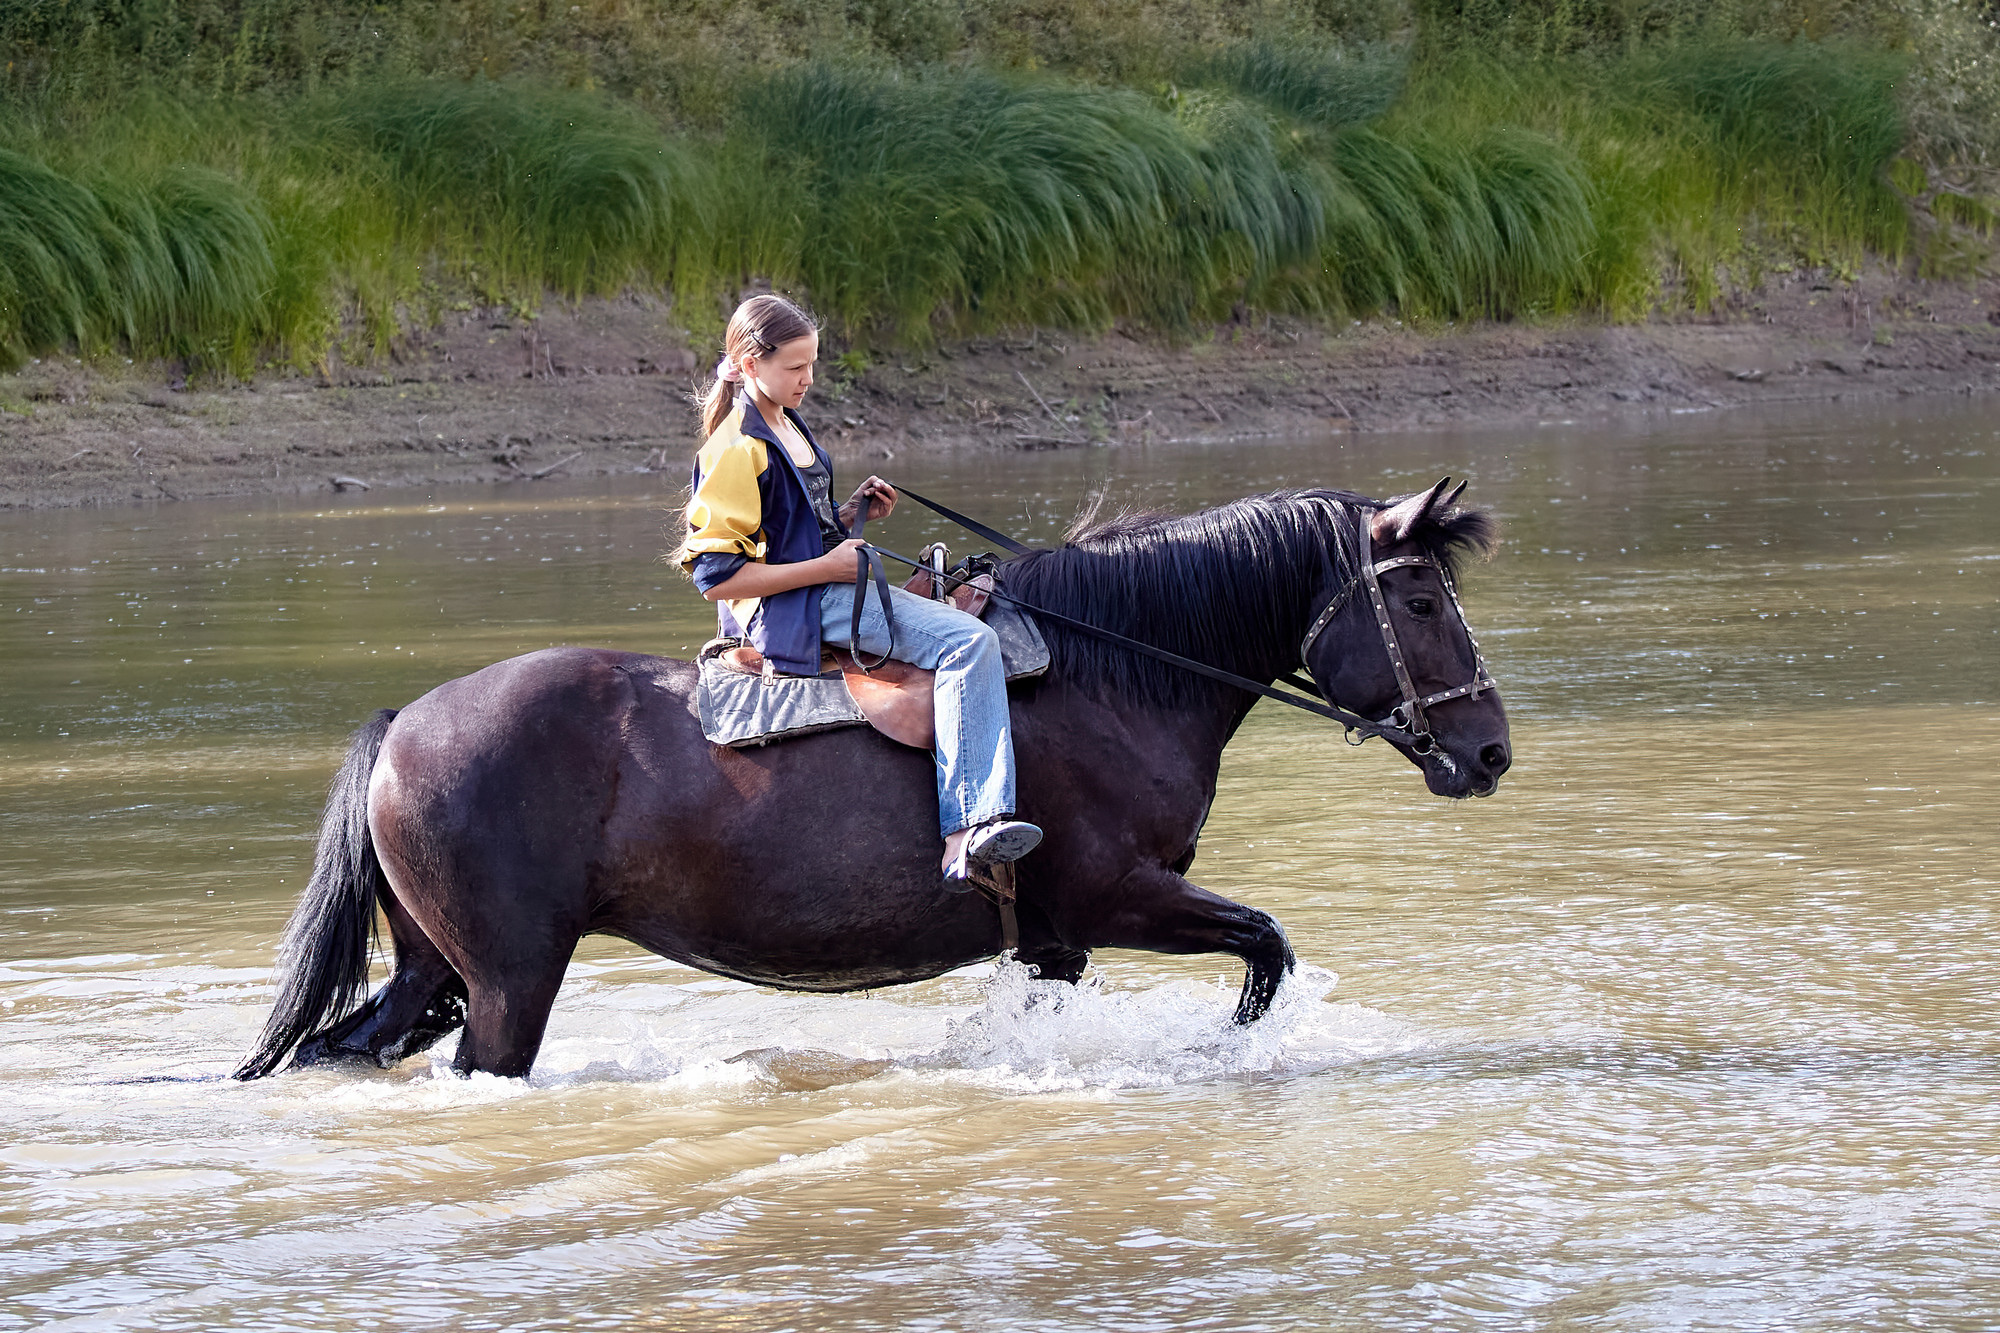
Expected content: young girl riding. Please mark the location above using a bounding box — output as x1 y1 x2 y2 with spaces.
677 294 1041 883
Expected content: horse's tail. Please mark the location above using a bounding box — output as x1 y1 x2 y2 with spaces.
233 709 399 1081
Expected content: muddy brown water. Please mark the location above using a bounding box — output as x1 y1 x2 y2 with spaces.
3 400 1996 1331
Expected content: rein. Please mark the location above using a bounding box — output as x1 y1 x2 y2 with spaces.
882 484 1492 753
845 487 898 672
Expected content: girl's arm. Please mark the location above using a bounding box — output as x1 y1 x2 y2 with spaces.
700 538 867 602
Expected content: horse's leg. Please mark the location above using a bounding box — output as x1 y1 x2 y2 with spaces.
1017 942 1091 984
1085 867 1296 1023
371 778 591 1079
448 921 580 1078
453 964 571 1078
292 889 467 1070
1015 901 1091 983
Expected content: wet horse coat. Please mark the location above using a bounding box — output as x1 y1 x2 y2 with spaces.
236 483 1511 1080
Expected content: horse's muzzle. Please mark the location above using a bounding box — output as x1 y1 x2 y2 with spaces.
1418 736 1510 799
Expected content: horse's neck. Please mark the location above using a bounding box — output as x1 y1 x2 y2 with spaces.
1181 587 1299 686
1177 533 1318 685
1035 676 1249 785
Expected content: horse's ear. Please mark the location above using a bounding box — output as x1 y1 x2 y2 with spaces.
1443 479 1468 510
1370 477 1453 543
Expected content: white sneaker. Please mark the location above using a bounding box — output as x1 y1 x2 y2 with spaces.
944 818 1044 887
966 819 1043 865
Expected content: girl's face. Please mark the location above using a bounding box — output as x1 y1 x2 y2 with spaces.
743 330 818 411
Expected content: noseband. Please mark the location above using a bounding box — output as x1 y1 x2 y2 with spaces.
1297 507 1497 756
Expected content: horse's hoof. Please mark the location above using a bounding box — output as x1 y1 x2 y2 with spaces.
290 1034 395 1070
287 1036 350 1069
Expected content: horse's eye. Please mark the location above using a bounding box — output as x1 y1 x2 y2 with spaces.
1407 597 1437 617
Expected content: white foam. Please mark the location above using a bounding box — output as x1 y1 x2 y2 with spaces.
912 960 1424 1091
2 956 1425 1116
513 960 1424 1096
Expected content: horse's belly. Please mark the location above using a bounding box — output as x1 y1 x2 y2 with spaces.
594 821 1007 992
597 704 1008 990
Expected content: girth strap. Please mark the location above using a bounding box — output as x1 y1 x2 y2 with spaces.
965 861 1020 953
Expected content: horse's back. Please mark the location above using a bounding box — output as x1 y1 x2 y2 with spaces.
375 646 692 801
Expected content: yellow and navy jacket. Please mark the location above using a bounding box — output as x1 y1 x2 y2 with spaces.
677 393 848 675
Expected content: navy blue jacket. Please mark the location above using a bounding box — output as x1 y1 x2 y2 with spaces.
677 393 849 676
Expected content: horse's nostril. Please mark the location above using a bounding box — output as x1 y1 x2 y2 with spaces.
1479 743 1510 774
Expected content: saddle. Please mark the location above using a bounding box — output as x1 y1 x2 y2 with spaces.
698 556 1047 751
711 573 991 749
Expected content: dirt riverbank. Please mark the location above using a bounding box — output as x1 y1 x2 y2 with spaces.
6 267 2000 511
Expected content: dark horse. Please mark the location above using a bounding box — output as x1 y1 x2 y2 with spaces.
235 480 1508 1080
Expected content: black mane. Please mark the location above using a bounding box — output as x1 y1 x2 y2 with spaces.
1002 487 1497 708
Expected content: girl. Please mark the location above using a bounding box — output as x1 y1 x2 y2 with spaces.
677 294 1041 883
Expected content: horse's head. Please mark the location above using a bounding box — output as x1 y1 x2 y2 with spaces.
1305 479 1512 799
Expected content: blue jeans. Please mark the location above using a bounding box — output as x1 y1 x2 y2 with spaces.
819 581 1016 836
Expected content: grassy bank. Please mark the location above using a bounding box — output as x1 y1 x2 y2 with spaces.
2 0 1997 374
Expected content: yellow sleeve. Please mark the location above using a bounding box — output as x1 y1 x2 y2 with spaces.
677 434 770 571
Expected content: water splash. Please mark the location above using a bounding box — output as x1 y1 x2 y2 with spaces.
500 960 1425 1096
913 960 1424 1091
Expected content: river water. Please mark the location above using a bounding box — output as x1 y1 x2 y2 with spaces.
3 399 1996 1331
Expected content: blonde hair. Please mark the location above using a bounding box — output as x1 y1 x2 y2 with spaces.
697 294 818 440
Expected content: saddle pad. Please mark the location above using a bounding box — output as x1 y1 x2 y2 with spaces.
694 599 1049 750
986 597 1050 682
696 645 866 748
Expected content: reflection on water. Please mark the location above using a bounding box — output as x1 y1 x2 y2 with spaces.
2 399 1997 1329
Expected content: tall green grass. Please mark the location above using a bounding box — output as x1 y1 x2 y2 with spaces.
1198 41 1408 129
0 80 746 369
1311 125 1598 318
0 0 1956 371
0 147 273 369
741 62 1607 337
1390 39 1910 309
314 80 715 296
300 79 738 352
750 67 1337 335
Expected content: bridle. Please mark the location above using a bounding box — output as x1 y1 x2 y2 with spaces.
1296 506 1498 757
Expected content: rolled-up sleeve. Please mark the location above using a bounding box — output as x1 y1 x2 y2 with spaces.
689 552 747 594
677 438 767 572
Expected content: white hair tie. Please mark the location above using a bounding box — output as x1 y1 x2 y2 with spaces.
714 355 742 384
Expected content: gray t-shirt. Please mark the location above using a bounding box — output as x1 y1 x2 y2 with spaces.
793 452 847 553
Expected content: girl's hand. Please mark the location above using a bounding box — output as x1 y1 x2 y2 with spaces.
816 538 869 582
839 476 897 527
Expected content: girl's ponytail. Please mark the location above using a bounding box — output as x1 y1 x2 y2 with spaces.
698 369 736 440
695 294 818 442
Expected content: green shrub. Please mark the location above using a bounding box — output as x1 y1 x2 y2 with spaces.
0 147 272 370
1193 41 1407 128
0 1 1965 370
